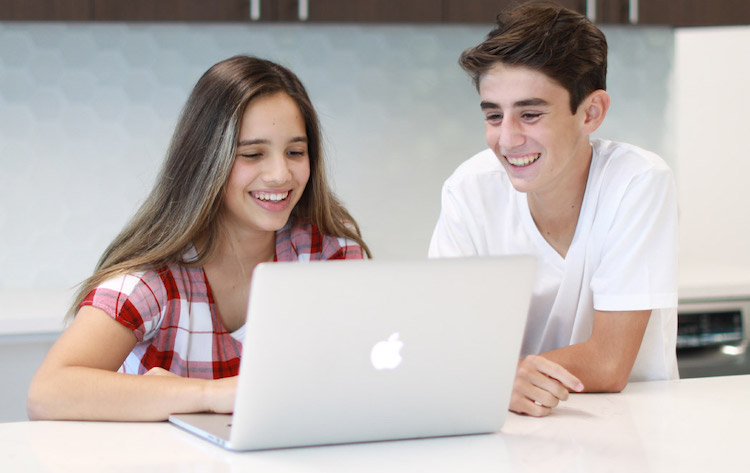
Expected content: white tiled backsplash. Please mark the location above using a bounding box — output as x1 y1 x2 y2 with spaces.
0 23 674 326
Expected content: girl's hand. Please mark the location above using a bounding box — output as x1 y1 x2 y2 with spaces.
206 376 239 414
144 367 238 414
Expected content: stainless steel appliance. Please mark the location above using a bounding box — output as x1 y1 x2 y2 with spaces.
677 297 750 378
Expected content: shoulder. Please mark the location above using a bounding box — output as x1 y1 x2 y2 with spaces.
82 265 205 323
439 149 516 215
444 148 506 189
276 220 364 261
591 138 673 180
588 139 676 209
84 269 165 311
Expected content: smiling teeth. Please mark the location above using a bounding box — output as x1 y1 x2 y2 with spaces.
506 154 540 167
253 191 289 202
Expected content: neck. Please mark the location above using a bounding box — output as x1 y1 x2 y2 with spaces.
200 226 276 333
206 225 276 278
529 142 592 216
527 143 592 258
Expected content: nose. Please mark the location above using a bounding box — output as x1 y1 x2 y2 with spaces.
497 116 525 150
261 153 292 185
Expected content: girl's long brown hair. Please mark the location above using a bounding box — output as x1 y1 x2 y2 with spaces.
67 55 370 320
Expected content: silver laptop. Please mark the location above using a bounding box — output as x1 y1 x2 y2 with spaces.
169 255 535 451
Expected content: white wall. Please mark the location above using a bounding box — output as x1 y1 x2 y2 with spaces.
674 26 750 272
0 23 673 301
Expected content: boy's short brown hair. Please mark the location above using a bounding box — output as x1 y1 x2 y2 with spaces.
460 1 607 113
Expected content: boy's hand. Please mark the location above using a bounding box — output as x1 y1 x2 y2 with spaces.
509 354 584 417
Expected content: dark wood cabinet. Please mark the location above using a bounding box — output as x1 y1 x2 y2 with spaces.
276 0 442 23
2 0 749 26
442 0 586 23
637 0 750 27
592 0 628 24
0 0 89 20
0 0 263 21
273 0 586 23
0 0 586 23
90 0 252 22
590 0 750 26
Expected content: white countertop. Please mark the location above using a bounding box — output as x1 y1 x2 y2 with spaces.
0 289 70 336
679 261 750 301
2 375 749 472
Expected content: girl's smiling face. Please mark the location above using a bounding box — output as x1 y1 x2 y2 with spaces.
222 92 310 239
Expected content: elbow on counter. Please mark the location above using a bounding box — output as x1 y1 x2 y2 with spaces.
594 361 633 394
26 375 59 421
600 377 629 394
26 385 47 421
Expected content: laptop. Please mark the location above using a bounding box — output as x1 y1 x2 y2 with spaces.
169 255 536 451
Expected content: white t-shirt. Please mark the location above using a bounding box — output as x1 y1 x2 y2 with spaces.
429 138 679 381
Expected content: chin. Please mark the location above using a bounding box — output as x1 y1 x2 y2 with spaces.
262 216 294 232
507 178 537 194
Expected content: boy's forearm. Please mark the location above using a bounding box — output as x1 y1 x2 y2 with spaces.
539 309 651 393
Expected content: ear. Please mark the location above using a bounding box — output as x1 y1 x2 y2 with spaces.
580 90 610 134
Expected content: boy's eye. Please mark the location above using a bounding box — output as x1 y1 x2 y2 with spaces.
485 113 503 123
521 112 543 121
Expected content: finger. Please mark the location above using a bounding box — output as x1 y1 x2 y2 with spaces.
517 357 573 401
530 356 584 392
516 375 566 407
509 391 552 417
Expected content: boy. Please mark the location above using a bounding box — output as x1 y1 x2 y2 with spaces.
429 1 678 417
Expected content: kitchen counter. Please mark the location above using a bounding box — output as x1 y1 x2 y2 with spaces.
2 375 748 472
679 261 750 301
0 289 70 336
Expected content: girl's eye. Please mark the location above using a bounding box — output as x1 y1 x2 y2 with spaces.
288 149 307 157
239 151 262 159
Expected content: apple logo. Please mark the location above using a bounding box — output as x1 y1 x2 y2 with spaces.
370 332 404 370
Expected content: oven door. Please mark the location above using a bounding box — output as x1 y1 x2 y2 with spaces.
676 298 750 378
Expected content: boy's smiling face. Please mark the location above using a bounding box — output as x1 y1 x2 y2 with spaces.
479 63 596 198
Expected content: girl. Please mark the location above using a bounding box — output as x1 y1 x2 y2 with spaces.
27 56 370 421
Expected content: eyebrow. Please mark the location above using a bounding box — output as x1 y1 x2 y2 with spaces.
480 98 551 110
237 136 308 146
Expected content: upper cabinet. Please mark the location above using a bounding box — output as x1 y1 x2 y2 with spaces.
589 0 750 26
90 0 253 22
275 0 442 23
0 0 90 21
2 0 750 26
440 0 584 23
635 0 750 27
273 0 584 23
0 0 256 21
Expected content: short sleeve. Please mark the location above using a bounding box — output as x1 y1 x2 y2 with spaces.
591 165 679 310
80 271 168 342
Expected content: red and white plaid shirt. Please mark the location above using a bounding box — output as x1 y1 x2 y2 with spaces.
81 221 364 379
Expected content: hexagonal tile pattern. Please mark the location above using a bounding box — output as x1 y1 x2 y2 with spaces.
0 22 673 295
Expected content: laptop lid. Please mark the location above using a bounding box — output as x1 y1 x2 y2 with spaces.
170 255 535 451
